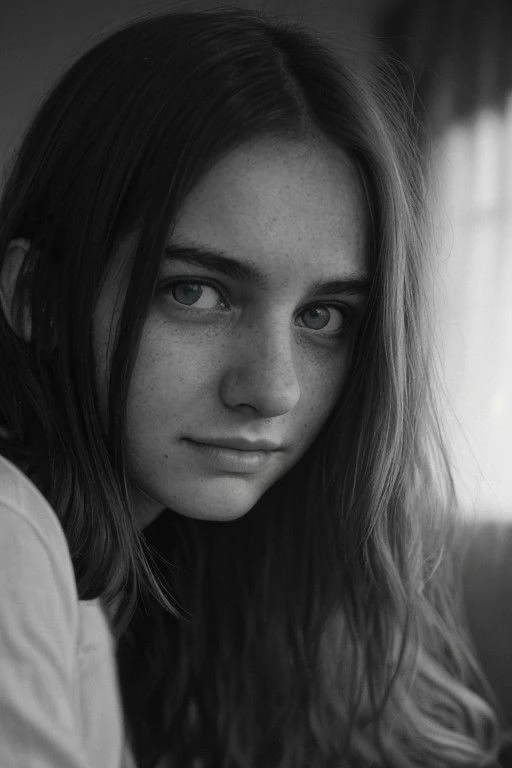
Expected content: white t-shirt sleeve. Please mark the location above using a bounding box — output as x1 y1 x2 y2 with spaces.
0 496 90 768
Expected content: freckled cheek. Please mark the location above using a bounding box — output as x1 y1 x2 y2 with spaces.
298 355 348 433
127 326 226 414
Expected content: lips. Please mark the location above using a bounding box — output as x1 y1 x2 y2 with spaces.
182 437 284 474
184 436 283 452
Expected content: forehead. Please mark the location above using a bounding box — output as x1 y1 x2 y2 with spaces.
171 137 369 285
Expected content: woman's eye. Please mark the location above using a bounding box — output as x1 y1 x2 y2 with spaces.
297 304 345 333
167 280 227 310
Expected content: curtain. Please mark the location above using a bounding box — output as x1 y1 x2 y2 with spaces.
380 0 512 519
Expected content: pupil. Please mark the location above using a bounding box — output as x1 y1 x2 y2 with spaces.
304 306 329 330
174 282 202 305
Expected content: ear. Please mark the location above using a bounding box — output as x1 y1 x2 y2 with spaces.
0 238 32 341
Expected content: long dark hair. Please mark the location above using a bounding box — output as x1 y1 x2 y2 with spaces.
0 8 499 767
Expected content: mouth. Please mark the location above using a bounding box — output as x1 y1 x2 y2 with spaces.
183 437 283 474
185 436 283 452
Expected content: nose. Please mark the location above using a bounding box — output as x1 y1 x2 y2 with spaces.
219 320 301 418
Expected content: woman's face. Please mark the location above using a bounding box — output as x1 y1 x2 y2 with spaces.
94 138 369 526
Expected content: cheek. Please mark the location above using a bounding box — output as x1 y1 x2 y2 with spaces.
297 350 350 432
127 347 184 424
126 323 222 419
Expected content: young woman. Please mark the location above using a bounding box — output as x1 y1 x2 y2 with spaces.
0 8 501 768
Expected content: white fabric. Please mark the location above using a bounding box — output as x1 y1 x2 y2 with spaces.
0 454 136 767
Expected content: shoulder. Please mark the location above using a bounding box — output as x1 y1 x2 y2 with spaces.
0 456 111 766
0 453 67 545
0 454 78 625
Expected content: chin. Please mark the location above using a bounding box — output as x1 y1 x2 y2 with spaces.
172 500 256 521
169 482 265 521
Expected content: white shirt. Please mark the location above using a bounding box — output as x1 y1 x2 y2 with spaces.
0 454 136 767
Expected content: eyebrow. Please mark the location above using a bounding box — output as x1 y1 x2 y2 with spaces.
163 244 370 297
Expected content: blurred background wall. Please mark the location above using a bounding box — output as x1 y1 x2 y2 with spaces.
1 0 511 520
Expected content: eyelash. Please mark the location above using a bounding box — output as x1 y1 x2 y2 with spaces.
160 278 229 310
159 278 354 337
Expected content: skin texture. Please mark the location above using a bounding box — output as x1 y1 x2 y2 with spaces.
94 138 369 527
